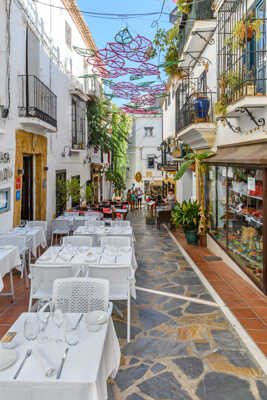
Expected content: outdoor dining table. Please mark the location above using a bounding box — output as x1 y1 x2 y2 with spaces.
0 312 121 400
112 208 128 220
73 225 134 246
36 246 136 297
11 226 47 258
0 245 21 294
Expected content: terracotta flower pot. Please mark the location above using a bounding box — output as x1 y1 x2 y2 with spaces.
189 163 196 172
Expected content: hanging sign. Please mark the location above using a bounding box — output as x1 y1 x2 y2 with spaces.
248 177 255 192
16 190 21 201
16 178 21 190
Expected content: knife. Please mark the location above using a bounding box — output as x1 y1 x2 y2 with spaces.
74 313 83 330
56 347 69 379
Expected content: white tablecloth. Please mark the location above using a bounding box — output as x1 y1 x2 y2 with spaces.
0 313 121 400
36 246 136 298
0 246 21 292
12 227 47 257
74 226 133 246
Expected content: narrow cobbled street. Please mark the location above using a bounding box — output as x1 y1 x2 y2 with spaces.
109 210 267 400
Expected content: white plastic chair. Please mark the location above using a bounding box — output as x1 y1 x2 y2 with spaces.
100 236 131 248
64 212 77 217
111 220 131 229
84 212 102 219
63 236 93 247
0 234 29 288
95 220 105 229
86 264 132 342
72 219 86 232
52 277 111 315
28 263 80 311
51 219 71 245
28 221 48 237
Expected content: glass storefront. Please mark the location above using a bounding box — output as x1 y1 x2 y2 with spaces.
207 166 264 288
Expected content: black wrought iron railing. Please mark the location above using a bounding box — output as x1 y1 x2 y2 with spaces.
217 0 267 105
176 91 216 133
18 75 57 128
177 0 214 57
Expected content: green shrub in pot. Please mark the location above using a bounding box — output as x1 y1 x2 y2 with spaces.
171 200 200 245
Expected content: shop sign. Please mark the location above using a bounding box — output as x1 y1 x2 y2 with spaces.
16 190 21 201
16 178 21 189
248 177 255 192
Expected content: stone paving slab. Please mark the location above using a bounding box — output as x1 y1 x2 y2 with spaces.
109 210 267 399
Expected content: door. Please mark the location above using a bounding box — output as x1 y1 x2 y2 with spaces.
21 155 33 221
56 170 66 216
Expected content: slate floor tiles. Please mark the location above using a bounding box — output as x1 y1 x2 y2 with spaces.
109 211 267 399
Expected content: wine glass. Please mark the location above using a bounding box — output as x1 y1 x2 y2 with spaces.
64 320 79 346
24 315 39 341
52 305 64 343
37 301 50 343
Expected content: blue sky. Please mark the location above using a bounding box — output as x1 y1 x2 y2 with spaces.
76 0 173 107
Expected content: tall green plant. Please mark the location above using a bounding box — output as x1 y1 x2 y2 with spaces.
171 200 200 232
174 151 213 234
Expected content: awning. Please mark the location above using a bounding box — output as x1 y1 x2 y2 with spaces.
204 141 267 167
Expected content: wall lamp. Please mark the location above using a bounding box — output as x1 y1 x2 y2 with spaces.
17 169 24 175
44 166 48 171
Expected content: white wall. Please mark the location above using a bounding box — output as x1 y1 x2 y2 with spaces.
127 115 163 191
0 0 105 231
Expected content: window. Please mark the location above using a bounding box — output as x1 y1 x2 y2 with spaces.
72 97 86 147
65 21 72 49
147 156 155 169
144 127 153 136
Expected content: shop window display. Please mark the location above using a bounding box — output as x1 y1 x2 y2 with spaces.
208 166 264 288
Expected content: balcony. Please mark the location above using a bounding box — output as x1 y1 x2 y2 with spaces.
18 75 57 132
177 0 215 61
217 0 267 117
176 91 216 150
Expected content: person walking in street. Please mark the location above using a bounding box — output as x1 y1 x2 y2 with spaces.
130 190 137 211
137 187 143 209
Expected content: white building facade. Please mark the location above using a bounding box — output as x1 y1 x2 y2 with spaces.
127 115 163 195
0 0 108 232
164 0 267 293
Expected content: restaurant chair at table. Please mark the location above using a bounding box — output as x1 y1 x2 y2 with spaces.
52 277 112 315
51 219 71 246
72 218 86 232
100 236 131 248
63 236 93 247
64 212 77 217
0 234 29 287
86 264 132 342
28 221 48 238
111 221 131 229
28 264 82 311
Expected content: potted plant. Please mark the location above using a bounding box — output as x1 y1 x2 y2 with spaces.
225 17 263 51
174 150 214 246
171 200 200 245
194 93 210 121
176 0 192 15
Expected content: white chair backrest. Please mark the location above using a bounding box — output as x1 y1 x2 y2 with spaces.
0 234 27 252
52 277 109 313
30 264 74 295
86 265 130 300
64 212 77 217
72 219 86 231
52 219 71 232
100 236 131 248
95 220 105 229
28 221 48 234
63 236 93 247
111 220 130 228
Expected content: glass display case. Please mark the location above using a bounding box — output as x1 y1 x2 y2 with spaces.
207 166 264 289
